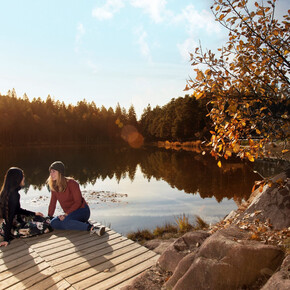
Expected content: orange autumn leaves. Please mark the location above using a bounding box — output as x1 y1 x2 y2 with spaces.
185 0 289 167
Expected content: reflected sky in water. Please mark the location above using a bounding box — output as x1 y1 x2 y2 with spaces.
20 165 236 235
1 145 283 235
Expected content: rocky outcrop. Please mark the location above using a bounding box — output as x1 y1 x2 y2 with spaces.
262 255 290 290
123 169 290 289
236 170 290 230
144 238 176 255
157 231 210 273
164 226 285 289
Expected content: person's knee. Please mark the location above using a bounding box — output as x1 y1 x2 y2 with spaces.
50 218 62 229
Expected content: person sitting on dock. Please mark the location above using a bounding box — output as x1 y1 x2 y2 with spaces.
47 161 105 236
0 167 52 247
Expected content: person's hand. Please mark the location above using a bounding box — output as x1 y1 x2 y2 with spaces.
0 241 9 247
58 214 67 221
35 212 44 217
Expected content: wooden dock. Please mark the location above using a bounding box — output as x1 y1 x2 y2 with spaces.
0 223 159 289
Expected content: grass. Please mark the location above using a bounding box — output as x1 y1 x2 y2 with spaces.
175 214 193 233
127 215 209 243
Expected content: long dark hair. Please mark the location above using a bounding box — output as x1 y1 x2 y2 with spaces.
0 167 24 220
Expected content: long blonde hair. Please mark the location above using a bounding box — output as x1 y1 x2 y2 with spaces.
47 172 67 192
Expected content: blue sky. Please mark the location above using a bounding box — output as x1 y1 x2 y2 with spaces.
0 0 288 118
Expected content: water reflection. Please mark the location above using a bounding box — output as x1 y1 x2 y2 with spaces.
0 145 265 201
1 145 287 234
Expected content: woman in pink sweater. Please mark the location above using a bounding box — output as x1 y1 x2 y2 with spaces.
47 161 105 236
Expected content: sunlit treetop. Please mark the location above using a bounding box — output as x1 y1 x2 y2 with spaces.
185 0 290 165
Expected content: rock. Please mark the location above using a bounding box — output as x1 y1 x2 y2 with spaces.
165 226 285 290
125 170 289 289
262 255 290 290
157 231 210 273
224 210 236 221
164 252 197 289
120 265 170 290
238 172 290 230
144 238 176 255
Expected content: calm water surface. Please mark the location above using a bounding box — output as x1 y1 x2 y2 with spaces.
0 145 285 235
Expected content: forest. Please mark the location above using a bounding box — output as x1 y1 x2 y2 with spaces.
0 91 209 147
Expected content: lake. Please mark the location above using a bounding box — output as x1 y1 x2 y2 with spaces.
0 145 285 235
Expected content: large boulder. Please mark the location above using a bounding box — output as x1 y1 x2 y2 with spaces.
262 255 290 290
165 226 285 290
237 169 290 230
157 231 210 273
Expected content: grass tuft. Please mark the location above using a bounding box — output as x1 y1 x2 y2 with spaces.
153 222 178 237
127 229 154 242
194 215 209 230
126 214 210 243
175 214 193 233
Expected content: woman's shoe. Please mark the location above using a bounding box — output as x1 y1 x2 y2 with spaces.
90 226 105 236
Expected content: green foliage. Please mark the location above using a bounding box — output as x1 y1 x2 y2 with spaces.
0 93 138 146
139 95 210 141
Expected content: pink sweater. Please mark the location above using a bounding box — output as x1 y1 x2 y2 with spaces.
48 179 87 216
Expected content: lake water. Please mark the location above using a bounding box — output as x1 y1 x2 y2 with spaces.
0 145 285 235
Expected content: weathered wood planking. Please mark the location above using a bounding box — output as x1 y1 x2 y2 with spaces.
0 224 159 289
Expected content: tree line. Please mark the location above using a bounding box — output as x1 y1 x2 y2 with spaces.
139 95 210 141
0 90 209 146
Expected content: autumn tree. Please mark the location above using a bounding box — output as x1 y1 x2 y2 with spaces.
185 0 289 164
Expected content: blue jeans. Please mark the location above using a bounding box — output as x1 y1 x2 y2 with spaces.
50 204 91 231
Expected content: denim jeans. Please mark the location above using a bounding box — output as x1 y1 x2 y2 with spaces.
50 204 91 231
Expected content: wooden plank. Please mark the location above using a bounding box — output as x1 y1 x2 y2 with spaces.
0 240 34 267
0 261 50 289
42 233 124 267
0 247 36 266
25 222 102 248
26 272 71 290
68 246 154 287
52 236 134 271
0 251 40 273
39 232 121 262
35 228 112 252
29 233 92 253
110 275 140 290
7 264 57 289
0 254 43 281
58 240 141 278
0 222 159 290
26 229 95 250
47 284 75 290
0 239 27 259
87 254 159 290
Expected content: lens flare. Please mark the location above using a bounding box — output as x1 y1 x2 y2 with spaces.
121 125 144 148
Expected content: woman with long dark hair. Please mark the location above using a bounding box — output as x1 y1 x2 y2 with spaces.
47 161 105 236
0 167 46 247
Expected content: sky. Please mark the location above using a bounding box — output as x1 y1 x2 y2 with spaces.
0 0 288 118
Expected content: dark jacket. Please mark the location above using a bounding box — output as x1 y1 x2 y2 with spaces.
3 187 35 242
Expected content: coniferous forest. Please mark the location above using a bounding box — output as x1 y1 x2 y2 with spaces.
0 90 210 146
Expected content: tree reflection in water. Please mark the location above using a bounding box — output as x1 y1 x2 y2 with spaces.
1 145 288 233
0 145 277 203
